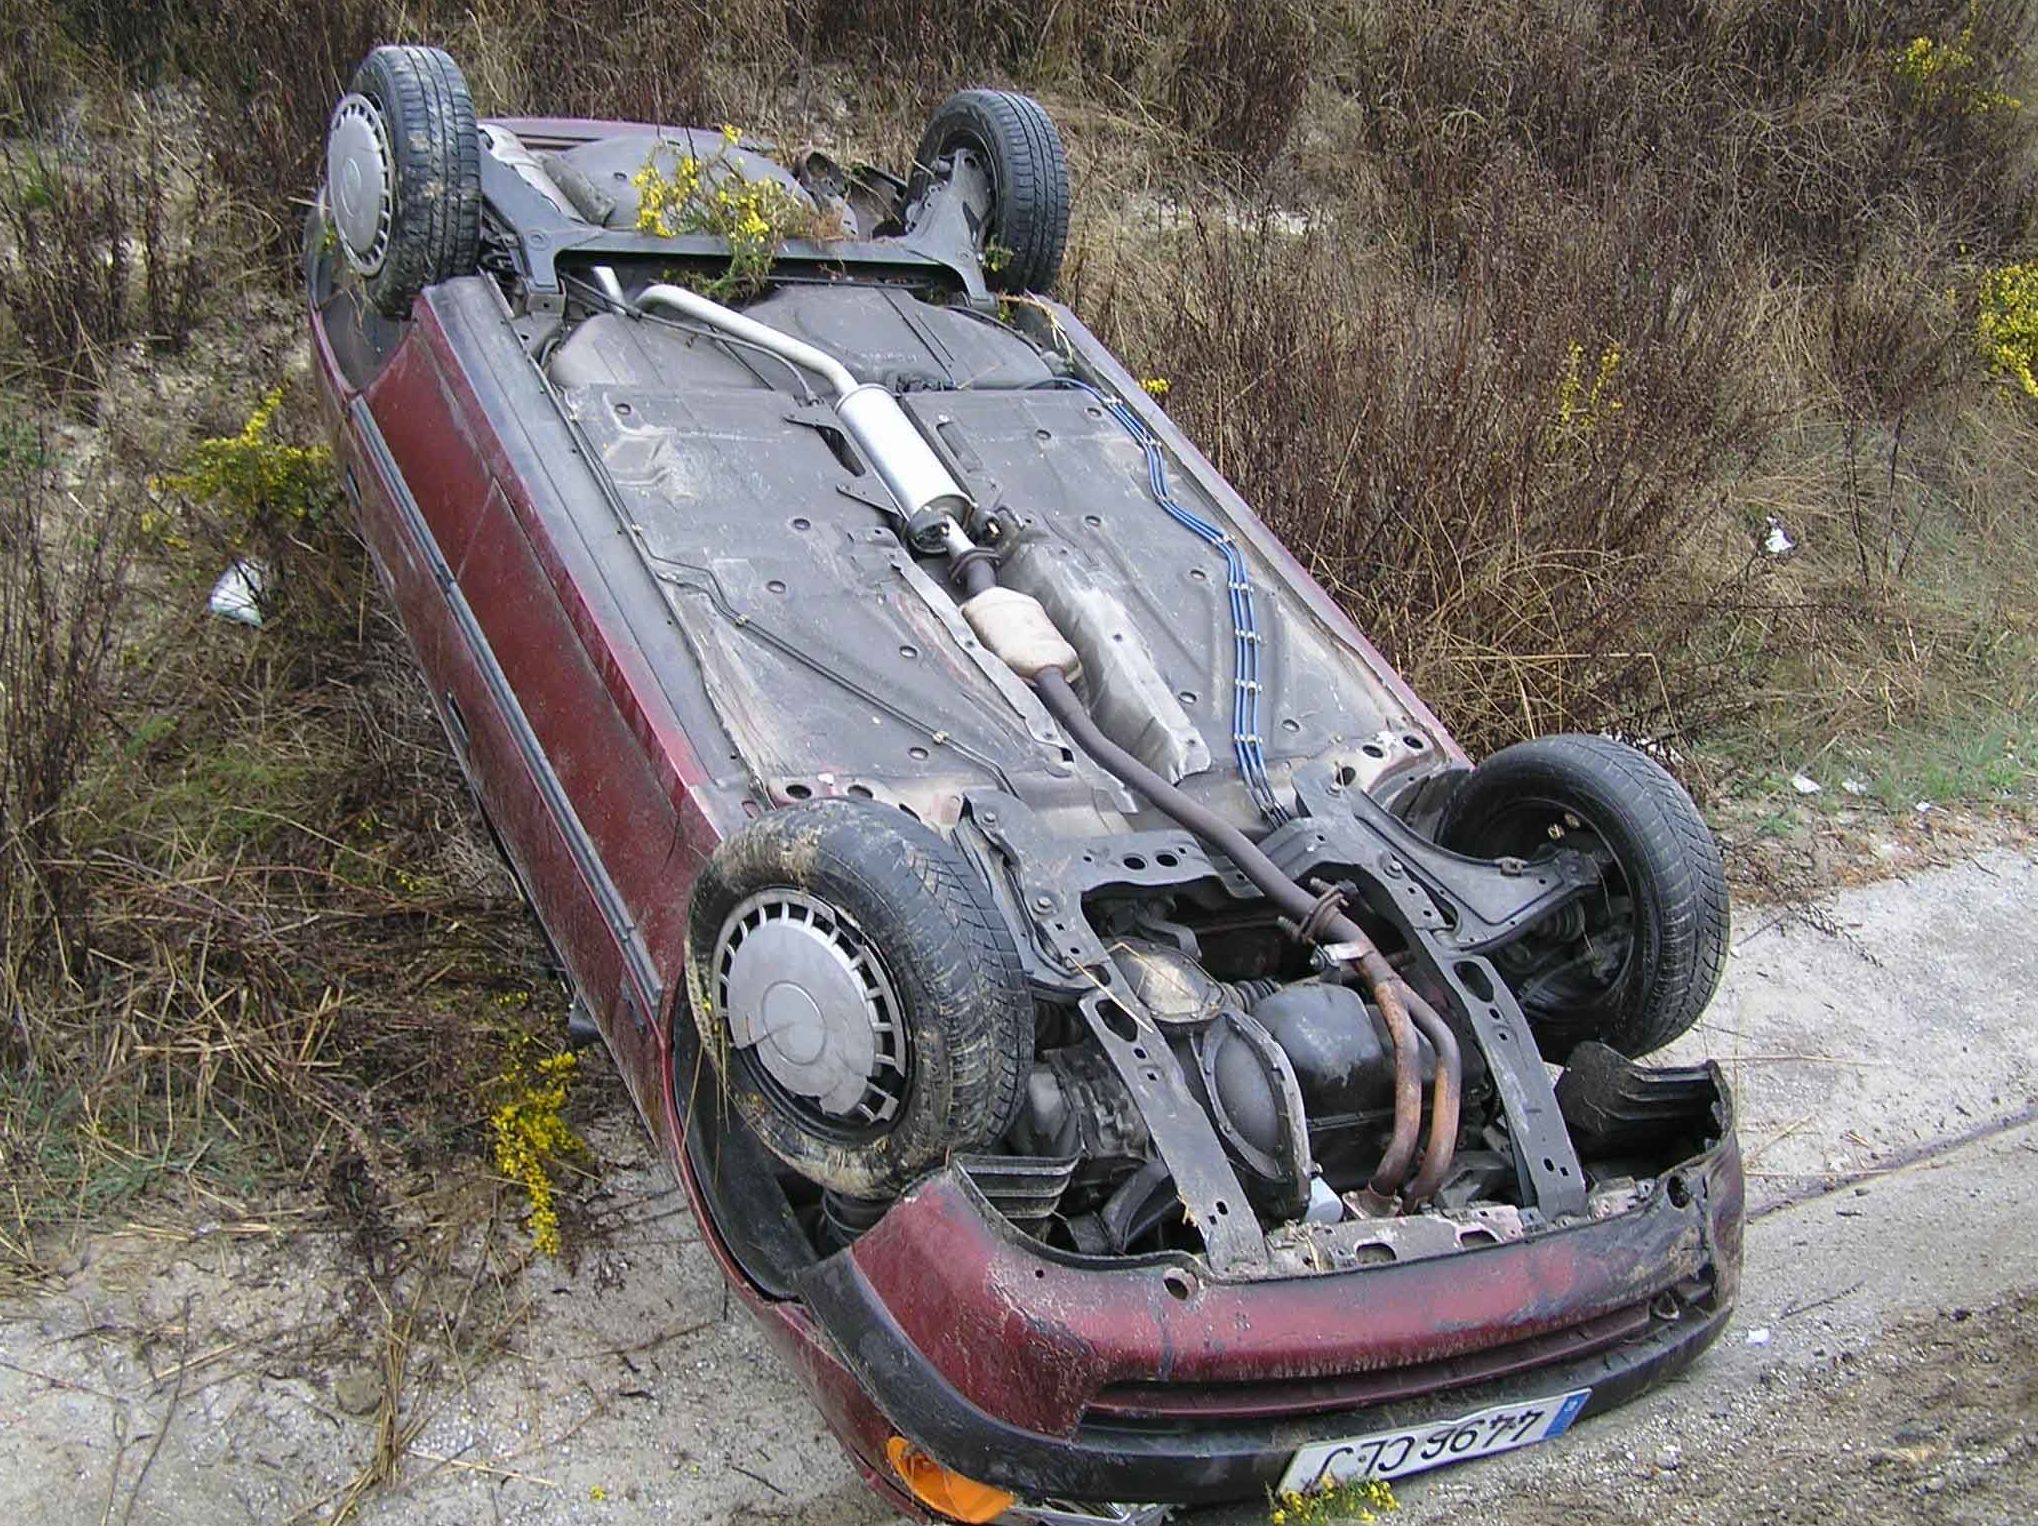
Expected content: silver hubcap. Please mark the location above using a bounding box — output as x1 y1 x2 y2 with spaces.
327 94 393 276
714 890 907 1128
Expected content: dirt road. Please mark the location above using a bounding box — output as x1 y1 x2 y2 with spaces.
3 848 2034 1524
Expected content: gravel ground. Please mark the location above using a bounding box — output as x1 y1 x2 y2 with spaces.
1402 1289 2038 1526
1366 1116 2038 1526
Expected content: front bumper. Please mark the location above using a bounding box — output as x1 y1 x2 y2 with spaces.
798 1110 1742 1507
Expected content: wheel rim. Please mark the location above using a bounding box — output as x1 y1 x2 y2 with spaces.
712 889 910 1140
1467 797 1638 1017
327 93 394 276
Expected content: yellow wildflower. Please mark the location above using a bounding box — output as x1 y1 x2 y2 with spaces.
1980 263 2038 398
1892 23 2022 113
1550 338 1624 449
630 132 819 296
489 1039 585 1256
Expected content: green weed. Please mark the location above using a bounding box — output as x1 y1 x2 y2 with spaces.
153 386 333 537
1270 1476 1398 1525
631 127 830 298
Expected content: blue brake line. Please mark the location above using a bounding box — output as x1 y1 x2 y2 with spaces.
1040 378 1290 825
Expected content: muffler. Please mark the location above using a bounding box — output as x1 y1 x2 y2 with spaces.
629 279 973 542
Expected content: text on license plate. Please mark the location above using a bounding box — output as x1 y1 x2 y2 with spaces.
1278 1389 1592 1494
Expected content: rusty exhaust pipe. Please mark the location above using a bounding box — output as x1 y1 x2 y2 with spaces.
944 458 1456 1211
1398 983 1462 1206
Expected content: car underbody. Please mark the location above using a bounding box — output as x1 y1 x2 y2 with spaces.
308 50 1742 1522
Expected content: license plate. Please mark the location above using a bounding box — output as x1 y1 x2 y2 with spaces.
1279 1389 1592 1494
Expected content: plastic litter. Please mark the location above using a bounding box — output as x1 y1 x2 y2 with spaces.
1789 773 1822 795
208 559 269 628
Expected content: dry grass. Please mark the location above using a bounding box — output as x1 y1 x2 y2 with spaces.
0 419 131 1022
0 361 563 1273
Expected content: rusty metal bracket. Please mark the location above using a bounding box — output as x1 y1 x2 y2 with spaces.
1269 763 1602 953
1077 987 1268 1274
962 793 1236 986
953 792 1269 1271
1408 940 1589 1219
477 148 978 297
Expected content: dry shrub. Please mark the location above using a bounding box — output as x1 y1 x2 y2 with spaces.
0 420 131 1003
1707 391 2038 761
0 0 72 129
183 0 394 267
520 2 726 125
0 155 131 395
0 1 399 271
1820 200 1980 421
1169 0 1314 168
795 0 1035 73
1346 0 2036 269
1032 0 1315 167
1077 182 1771 751
1 382 554 1259
0 126 208 398
794 0 1314 164
1062 0 2038 763
41 0 193 78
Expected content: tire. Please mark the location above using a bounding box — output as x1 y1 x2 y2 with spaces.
683 799 1032 1198
908 89 1070 293
1439 735 1729 1062
326 45 481 319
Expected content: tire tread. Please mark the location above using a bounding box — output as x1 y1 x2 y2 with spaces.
345 44 481 319
910 88 1070 294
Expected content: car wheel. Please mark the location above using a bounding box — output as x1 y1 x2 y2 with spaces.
325 45 481 319
1439 734 1729 1062
908 89 1070 293
684 798 1032 1198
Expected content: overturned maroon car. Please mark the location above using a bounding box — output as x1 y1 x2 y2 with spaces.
306 45 1742 1524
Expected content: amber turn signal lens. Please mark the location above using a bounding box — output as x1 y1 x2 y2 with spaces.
884 1435 1018 1523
